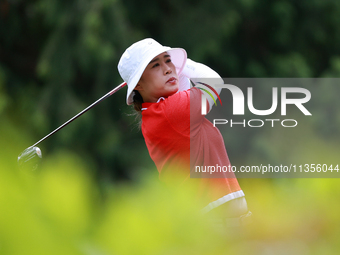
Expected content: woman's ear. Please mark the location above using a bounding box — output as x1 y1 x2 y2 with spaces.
134 83 143 91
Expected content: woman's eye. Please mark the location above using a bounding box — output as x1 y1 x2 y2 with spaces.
152 63 159 68
166 59 172 63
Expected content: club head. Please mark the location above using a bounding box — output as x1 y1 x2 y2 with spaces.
18 146 42 171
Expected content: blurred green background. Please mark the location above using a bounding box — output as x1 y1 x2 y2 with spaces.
1 0 340 254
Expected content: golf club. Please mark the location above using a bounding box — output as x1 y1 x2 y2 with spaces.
17 82 127 169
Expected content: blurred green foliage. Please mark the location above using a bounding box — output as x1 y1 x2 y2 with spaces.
1 117 340 254
0 116 225 254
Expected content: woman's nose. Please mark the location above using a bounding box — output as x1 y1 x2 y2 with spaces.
163 64 172 74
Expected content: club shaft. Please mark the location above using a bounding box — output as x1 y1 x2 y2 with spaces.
31 82 127 147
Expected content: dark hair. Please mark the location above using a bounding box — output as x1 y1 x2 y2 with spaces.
131 90 143 127
132 90 144 112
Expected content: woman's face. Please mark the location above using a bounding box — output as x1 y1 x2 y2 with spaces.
135 52 179 103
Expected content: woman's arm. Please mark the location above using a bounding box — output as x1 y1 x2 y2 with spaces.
179 58 223 113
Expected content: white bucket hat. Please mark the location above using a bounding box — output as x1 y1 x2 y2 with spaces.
118 38 187 105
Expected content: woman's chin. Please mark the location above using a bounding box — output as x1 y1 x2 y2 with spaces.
169 86 179 96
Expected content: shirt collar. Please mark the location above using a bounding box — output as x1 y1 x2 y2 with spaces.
142 97 165 111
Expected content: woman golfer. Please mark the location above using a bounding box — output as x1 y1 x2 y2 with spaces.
118 38 250 224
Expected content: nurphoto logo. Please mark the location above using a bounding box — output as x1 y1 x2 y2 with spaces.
196 80 312 128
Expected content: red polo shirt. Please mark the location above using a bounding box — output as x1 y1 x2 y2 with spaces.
141 88 244 211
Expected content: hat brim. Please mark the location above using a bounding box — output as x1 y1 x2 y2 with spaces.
126 47 187 105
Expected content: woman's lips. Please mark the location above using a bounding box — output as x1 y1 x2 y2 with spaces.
166 77 177 84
